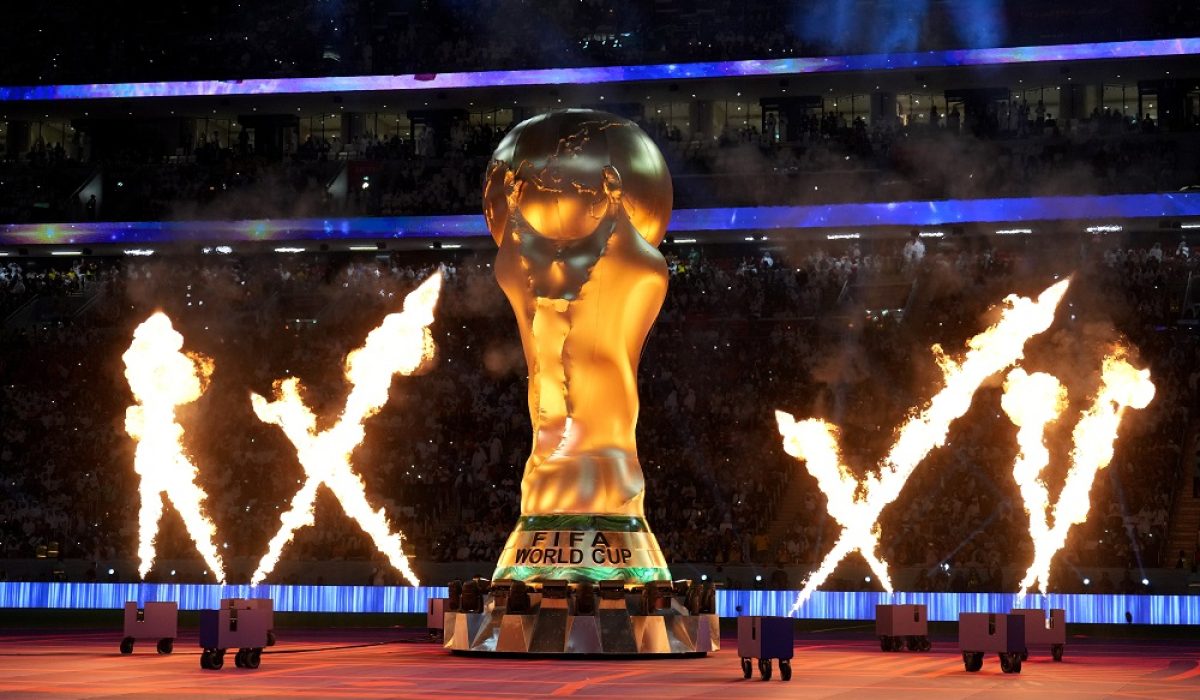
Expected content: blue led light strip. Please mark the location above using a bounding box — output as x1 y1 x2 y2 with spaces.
1 38 1198 102
0 582 449 614
719 590 1200 625
3 193 1198 247
1 583 1197 624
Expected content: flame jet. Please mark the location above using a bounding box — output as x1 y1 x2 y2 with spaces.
123 312 227 582
249 272 442 585
1004 351 1155 597
776 279 1070 612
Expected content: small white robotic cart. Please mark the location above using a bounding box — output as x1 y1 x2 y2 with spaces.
875 604 931 652
1011 608 1066 661
120 601 178 655
427 597 447 640
220 597 277 646
737 616 794 681
198 605 272 670
959 612 1026 674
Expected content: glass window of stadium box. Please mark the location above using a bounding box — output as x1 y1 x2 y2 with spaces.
828 94 870 124
299 114 344 153
1102 84 1135 120
895 94 942 128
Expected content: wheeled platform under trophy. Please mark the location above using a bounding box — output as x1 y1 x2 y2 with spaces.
443 578 720 656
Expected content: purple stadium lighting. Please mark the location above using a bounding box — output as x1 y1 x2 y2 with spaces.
2 193 1198 247
1 37 1197 101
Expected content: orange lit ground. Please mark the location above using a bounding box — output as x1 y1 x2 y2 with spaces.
2 627 1199 699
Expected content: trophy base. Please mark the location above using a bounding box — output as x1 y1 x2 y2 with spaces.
491 515 672 583
443 580 719 657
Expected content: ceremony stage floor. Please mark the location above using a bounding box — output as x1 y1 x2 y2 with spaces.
2 624 1199 699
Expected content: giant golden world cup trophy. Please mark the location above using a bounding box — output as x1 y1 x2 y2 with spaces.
484 110 673 584
443 111 717 655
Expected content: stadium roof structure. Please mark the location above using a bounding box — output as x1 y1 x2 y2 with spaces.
2 37 1198 102
3 193 1198 249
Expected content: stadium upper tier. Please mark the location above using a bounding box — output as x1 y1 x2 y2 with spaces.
1 0 1197 86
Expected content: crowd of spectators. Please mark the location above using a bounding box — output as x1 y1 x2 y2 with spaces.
2 2 1196 85
1 230 1196 592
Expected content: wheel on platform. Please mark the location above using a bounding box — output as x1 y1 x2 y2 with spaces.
1020 648 1029 662
880 636 891 652
686 585 703 615
1051 644 1064 662
119 637 134 655
963 651 983 672
701 584 717 614
919 636 932 652
999 652 1022 674
741 657 753 679
201 648 224 670
245 648 262 669
758 658 772 681
235 649 247 668
779 659 792 681
266 630 277 647
892 636 906 652
906 636 920 651
156 638 173 655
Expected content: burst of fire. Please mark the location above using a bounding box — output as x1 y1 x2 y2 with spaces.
123 312 227 582
1004 350 1155 598
776 279 1070 612
249 272 442 585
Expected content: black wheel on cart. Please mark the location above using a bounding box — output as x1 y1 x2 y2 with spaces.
119 637 134 654
919 636 931 652
741 657 753 678
1051 644 1064 662
758 658 772 681
892 636 906 652
245 648 262 669
156 638 173 654
999 652 1022 674
1020 648 1029 662
779 659 792 681
906 636 919 651
235 649 247 668
879 636 891 652
963 651 983 672
201 648 224 670
266 630 277 647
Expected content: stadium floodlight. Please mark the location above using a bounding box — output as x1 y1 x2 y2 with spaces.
273 247 306 253
826 233 860 240
50 250 82 256
124 249 154 256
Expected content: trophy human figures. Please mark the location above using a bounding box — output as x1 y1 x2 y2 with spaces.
484 110 674 583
